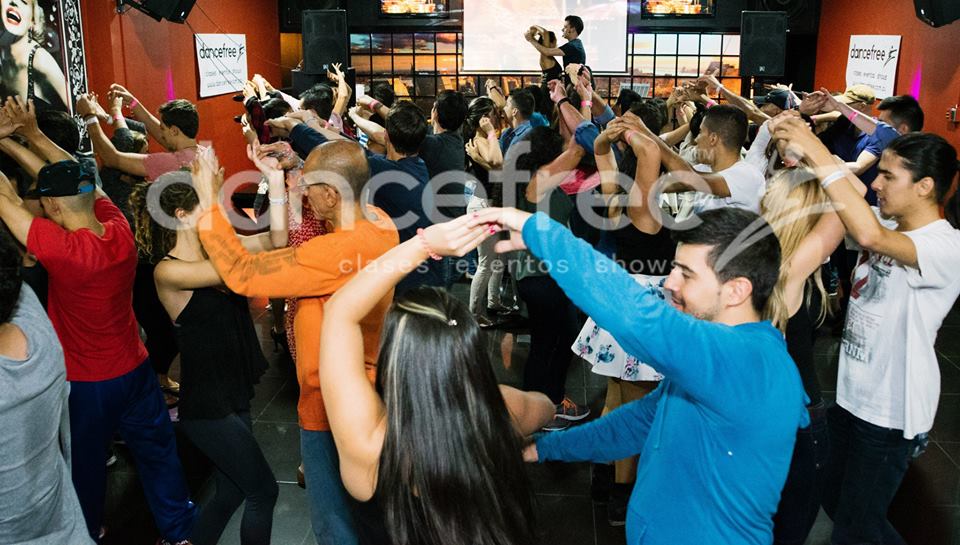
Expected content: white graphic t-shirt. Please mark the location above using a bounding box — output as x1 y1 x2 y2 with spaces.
695 160 766 214
838 217 960 439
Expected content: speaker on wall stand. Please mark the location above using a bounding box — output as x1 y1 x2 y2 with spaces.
302 9 349 75
116 0 197 23
739 11 788 79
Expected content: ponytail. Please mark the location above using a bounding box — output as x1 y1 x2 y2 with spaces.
128 171 199 263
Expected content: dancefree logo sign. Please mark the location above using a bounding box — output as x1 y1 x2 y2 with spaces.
195 34 248 98
846 35 901 99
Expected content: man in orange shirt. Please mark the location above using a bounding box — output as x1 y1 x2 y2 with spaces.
192 141 399 545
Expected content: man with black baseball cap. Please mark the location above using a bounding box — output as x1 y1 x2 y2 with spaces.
0 157 197 544
753 88 794 118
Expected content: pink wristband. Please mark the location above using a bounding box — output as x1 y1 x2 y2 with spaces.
846 110 859 122
113 114 123 123
416 228 443 261
368 99 381 111
128 98 139 110
580 100 593 108
624 130 641 145
486 132 498 140
706 99 718 108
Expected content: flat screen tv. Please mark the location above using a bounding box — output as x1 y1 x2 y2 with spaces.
380 0 449 18
641 0 716 17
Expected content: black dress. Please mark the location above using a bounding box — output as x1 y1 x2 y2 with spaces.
784 282 823 406
173 285 268 420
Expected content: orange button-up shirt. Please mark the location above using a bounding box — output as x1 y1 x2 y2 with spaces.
199 204 399 431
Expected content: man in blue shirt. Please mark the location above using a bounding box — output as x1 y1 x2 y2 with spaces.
499 89 536 154
525 15 586 68
471 206 809 545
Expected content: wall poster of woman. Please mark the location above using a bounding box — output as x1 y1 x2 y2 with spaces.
0 0 86 113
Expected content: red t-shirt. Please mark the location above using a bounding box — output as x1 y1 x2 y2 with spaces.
26 198 148 381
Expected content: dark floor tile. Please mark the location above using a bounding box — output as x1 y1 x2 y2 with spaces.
937 326 960 358
933 395 960 441
250 377 288 419
893 442 960 507
217 483 313 545
888 504 956 545
533 494 596 545
256 379 300 424
938 442 960 470
592 502 628 545
252 421 303 479
942 357 960 396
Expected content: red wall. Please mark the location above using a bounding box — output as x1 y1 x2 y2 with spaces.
80 0 281 174
815 0 960 148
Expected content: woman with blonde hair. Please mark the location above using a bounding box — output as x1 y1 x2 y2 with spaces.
760 117 866 545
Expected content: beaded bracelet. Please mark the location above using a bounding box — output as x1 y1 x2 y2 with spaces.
416 228 443 261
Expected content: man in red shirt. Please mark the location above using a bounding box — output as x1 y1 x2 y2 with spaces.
0 157 196 545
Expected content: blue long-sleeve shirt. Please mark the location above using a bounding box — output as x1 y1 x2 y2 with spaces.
523 213 809 545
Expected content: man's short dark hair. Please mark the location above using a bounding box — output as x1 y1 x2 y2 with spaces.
508 89 536 120
565 15 584 35
616 89 642 114
262 97 292 120
701 105 748 151
0 229 22 324
671 208 781 315
629 101 664 134
300 83 335 121
37 111 80 154
434 90 468 132
158 99 199 139
877 95 924 132
386 102 428 155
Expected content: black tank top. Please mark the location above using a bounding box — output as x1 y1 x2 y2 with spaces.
610 219 676 276
172 282 268 420
785 281 823 406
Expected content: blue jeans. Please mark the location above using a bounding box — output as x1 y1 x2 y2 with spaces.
300 429 360 545
773 404 829 545
69 359 196 543
822 405 922 545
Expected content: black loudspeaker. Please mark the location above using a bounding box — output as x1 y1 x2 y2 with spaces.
914 0 960 27
121 0 196 23
302 10 348 75
278 0 343 33
740 11 787 77
749 0 821 35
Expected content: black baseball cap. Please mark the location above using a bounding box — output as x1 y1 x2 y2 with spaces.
27 160 97 198
753 88 793 111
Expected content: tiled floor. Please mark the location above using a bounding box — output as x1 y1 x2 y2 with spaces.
102 284 960 545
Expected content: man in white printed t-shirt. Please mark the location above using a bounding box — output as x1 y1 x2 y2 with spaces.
803 132 960 545
638 104 766 214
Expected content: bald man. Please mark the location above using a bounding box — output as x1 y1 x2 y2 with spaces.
194 140 399 545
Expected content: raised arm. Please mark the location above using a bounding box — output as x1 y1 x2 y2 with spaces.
75 94 149 177
524 29 564 57
5 97 73 165
770 115 919 266
470 207 743 408
698 74 769 125
0 172 34 244
526 143 585 203
0 138 44 180
329 63 352 117
484 79 507 110
320 216 492 500
620 120 665 234
348 106 387 146
110 83 164 144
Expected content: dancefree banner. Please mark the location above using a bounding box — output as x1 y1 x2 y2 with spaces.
845 35 901 99
195 33 248 98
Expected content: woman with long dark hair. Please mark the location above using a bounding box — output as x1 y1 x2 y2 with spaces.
773 117 960 545
129 167 278 545
319 216 554 545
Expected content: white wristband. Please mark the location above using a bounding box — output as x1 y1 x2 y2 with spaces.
716 84 726 94
269 196 287 205
83 116 99 126
820 170 846 190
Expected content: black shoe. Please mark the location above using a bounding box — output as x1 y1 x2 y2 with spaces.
590 463 614 503
606 482 633 526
